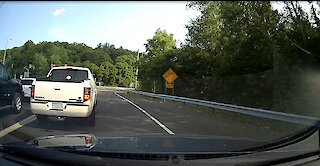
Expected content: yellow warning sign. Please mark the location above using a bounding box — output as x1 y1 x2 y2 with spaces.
162 68 178 84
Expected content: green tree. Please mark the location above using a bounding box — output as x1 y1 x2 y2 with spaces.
48 45 69 65
281 1 320 60
81 49 112 65
1 40 137 87
138 29 178 91
115 55 136 87
33 53 49 77
186 1 283 75
145 29 177 57
103 61 118 86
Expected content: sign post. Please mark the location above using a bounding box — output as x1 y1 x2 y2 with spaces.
164 81 167 94
162 68 178 95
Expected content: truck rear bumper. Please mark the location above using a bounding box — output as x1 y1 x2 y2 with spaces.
30 101 91 118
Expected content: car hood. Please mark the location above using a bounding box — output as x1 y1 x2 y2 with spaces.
2 132 320 166
6 121 319 154
92 133 265 153
6 133 265 153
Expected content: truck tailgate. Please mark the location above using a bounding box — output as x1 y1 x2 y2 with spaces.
34 81 84 102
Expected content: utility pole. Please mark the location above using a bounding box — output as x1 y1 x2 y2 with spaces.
23 67 30 78
2 38 11 65
135 49 139 90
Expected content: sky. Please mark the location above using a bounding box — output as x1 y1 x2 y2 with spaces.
0 1 200 52
0 1 318 52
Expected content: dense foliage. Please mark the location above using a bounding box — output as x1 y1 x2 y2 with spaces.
138 1 320 114
1 41 137 87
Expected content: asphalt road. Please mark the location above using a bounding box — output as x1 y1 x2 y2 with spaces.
0 89 308 145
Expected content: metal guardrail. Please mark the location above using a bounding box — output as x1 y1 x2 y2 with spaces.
131 91 320 127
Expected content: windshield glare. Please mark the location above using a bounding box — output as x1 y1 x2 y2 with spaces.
1 1 320 165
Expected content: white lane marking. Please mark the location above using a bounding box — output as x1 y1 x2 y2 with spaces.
0 115 37 138
115 92 175 135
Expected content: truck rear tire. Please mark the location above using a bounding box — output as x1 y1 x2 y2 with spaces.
87 108 96 127
12 93 23 114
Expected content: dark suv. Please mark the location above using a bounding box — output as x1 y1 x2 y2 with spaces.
0 63 23 113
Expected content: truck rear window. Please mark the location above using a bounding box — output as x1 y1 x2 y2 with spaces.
49 69 88 82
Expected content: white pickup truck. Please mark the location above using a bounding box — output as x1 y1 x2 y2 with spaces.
30 66 97 126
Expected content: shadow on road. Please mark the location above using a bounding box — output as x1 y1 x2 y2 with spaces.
1 102 32 128
27 117 94 132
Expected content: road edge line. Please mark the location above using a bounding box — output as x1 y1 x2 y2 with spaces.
114 92 175 135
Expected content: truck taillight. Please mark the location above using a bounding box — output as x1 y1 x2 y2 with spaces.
85 136 93 144
31 85 35 98
84 87 91 102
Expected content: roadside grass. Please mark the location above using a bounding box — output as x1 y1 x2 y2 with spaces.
124 92 310 135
